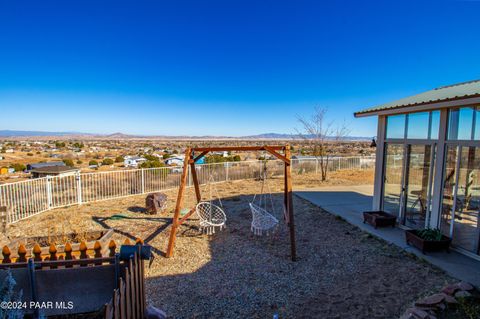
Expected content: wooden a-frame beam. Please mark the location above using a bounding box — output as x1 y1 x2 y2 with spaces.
191 146 285 152
193 151 209 163
264 146 290 164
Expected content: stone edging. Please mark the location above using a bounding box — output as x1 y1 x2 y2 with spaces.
400 281 475 319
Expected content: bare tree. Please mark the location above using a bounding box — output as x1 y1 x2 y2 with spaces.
296 107 350 181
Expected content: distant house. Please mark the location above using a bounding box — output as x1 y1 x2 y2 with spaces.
0 156 3 160
211 151 229 157
124 156 146 168
27 162 65 172
30 166 80 178
5 149 14 153
164 156 185 166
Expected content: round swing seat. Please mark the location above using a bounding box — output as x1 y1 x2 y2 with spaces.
196 201 227 234
249 203 279 236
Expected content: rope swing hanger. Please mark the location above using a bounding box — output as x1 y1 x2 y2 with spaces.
195 172 227 235
249 156 281 236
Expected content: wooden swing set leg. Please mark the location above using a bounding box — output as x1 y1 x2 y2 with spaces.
284 146 297 261
166 148 192 258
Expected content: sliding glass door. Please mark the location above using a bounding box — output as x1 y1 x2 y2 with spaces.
441 146 480 255
403 144 435 229
382 143 435 229
382 144 404 218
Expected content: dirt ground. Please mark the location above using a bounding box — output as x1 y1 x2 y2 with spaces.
1 169 454 318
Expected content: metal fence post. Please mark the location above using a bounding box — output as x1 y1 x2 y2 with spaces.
46 176 52 209
225 162 229 181
141 169 145 194
76 172 83 205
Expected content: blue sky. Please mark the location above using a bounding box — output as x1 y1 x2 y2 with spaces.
0 0 479 137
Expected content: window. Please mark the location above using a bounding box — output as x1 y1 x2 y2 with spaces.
386 110 440 140
430 110 440 139
447 106 480 140
407 112 429 139
386 114 406 139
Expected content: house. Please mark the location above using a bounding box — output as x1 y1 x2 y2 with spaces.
27 162 66 172
30 166 80 178
354 79 480 260
124 156 146 168
5 149 14 153
165 156 185 166
0 156 3 160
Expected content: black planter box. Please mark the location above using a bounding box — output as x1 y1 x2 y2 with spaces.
405 229 452 254
363 211 397 228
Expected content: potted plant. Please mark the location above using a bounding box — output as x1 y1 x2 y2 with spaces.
405 228 452 254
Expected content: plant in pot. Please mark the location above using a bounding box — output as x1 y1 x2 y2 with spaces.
405 228 452 254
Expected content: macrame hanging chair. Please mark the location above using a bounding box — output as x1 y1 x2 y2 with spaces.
195 173 227 235
249 160 280 236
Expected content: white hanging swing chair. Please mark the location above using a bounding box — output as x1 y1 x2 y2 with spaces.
249 161 280 236
195 174 227 235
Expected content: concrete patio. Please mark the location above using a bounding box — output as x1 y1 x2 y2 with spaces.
295 185 480 288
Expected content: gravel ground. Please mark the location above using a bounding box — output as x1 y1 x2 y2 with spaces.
144 188 452 319
2 169 454 318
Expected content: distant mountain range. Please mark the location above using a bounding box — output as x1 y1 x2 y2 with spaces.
0 130 87 137
0 130 371 141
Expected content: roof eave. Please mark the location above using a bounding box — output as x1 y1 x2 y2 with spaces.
354 95 480 118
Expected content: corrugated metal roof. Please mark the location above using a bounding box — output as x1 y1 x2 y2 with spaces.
354 79 480 117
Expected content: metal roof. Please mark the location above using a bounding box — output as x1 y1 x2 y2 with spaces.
30 166 79 174
354 79 480 117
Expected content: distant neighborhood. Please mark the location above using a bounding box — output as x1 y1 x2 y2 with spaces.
0 138 373 183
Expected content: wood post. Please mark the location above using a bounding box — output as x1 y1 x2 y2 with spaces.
190 154 202 202
284 145 297 261
166 148 192 258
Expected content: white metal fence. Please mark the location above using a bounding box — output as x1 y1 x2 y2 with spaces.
0 156 375 224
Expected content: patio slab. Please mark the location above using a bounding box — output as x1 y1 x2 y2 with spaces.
295 185 480 288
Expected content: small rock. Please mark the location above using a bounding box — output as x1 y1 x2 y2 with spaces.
410 307 430 319
458 281 474 291
440 293 458 304
441 284 459 295
415 294 445 307
454 290 472 299
399 313 416 319
435 303 446 311
146 305 167 319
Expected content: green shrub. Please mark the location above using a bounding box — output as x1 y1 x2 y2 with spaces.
115 156 124 163
55 141 66 148
139 160 164 168
76 160 83 164
9 163 25 172
416 228 443 241
63 159 74 167
0 269 24 319
89 160 98 166
102 158 114 166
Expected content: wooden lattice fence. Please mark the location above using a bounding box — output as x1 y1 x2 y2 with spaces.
0 240 146 318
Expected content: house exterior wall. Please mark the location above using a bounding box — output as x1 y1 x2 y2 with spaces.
372 104 480 260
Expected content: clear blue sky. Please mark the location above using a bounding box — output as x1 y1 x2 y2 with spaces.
1 0 479 137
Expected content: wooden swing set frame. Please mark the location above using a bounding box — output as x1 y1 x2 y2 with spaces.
165 145 297 261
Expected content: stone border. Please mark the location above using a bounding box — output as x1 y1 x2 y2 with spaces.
400 281 475 319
